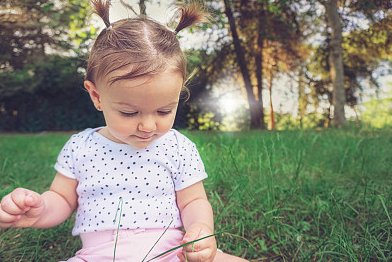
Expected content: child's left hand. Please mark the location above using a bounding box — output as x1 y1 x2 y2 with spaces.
178 222 217 262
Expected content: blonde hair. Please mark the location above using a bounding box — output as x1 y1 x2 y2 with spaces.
86 0 207 88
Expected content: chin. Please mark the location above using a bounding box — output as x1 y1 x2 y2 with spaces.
131 141 153 149
128 136 155 148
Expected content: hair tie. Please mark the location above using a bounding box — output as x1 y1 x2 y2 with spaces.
173 30 178 35
106 25 112 30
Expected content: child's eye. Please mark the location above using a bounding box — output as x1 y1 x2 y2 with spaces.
158 110 172 115
120 111 138 117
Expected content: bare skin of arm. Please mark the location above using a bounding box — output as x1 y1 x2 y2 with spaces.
0 173 78 229
176 181 217 262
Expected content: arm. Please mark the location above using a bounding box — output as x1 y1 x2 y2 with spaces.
32 172 78 228
0 172 78 229
177 181 214 232
176 181 217 262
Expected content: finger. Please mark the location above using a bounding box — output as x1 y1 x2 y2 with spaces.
24 191 44 209
0 195 25 215
12 188 42 210
0 221 17 229
182 238 206 253
0 206 21 224
182 226 202 245
178 248 214 262
184 233 217 253
10 188 31 210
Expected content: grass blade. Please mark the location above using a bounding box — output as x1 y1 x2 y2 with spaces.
378 195 392 226
113 197 123 262
145 233 220 262
141 220 174 262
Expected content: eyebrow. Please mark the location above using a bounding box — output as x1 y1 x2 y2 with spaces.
114 101 179 107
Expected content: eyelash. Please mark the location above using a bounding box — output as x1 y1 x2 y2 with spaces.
119 111 172 117
158 110 172 115
120 112 138 117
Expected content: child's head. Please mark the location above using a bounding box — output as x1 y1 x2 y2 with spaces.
86 0 206 86
84 0 207 148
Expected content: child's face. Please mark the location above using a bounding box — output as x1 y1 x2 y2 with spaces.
85 67 183 149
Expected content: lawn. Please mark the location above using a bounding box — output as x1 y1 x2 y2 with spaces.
0 128 392 261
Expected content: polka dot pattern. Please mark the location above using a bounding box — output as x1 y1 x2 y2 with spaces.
54 127 207 236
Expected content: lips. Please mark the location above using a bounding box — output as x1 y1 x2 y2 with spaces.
135 135 154 140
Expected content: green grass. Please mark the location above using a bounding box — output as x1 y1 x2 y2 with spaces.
0 128 392 261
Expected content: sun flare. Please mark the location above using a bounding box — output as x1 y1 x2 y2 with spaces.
219 95 239 114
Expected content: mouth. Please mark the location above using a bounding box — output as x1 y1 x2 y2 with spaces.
135 135 154 140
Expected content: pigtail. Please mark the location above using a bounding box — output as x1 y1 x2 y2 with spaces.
173 1 209 35
91 0 112 28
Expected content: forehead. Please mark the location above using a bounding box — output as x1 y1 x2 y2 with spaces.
105 65 183 87
97 56 185 85
101 67 183 108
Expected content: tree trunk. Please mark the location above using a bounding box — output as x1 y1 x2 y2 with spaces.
139 0 146 15
255 0 266 129
324 0 346 127
223 0 264 129
267 72 275 130
297 68 306 128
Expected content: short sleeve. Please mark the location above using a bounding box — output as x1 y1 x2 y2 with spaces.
173 134 208 191
54 135 79 179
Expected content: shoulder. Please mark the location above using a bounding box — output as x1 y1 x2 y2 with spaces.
70 127 98 142
169 129 196 148
150 129 199 158
168 129 201 160
65 127 101 151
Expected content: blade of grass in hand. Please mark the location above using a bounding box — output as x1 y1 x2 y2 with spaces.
113 197 123 262
141 219 174 262
146 232 221 262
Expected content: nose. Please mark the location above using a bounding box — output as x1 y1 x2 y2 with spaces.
138 115 156 132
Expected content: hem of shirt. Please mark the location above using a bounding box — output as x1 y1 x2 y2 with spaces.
72 224 184 236
54 163 77 180
174 173 208 191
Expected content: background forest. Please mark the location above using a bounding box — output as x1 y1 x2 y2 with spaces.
0 0 391 132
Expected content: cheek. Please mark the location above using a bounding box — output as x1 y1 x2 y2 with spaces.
105 113 135 133
157 116 176 132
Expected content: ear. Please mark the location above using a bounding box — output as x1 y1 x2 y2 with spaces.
84 80 102 111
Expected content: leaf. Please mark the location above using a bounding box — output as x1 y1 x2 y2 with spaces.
43 3 54 12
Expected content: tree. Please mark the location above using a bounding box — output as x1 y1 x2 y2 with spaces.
0 0 93 71
119 0 147 16
223 0 263 129
322 0 346 127
190 0 303 130
302 0 392 127
343 11 392 97
0 0 98 131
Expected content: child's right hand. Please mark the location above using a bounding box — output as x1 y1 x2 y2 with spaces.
0 188 45 228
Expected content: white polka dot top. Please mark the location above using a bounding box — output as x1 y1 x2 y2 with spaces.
54 127 207 236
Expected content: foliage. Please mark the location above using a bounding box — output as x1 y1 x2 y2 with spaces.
187 105 221 131
343 12 392 103
0 0 94 71
185 0 392 130
0 0 101 132
268 112 327 130
183 0 305 129
305 1 392 117
0 55 104 132
360 95 392 128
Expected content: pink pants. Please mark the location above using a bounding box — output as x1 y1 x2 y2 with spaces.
61 228 184 262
